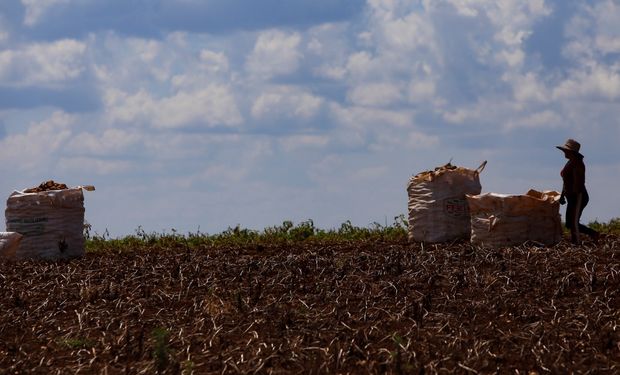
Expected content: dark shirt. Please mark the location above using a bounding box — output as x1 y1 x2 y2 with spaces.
561 156 586 195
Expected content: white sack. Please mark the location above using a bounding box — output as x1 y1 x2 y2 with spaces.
467 189 562 248
0 232 23 259
5 186 94 260
407 162 485 243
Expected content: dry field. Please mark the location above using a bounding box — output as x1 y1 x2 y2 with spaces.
1 236 619 374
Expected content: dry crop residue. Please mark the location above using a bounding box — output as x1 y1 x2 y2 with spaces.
0 238 619 373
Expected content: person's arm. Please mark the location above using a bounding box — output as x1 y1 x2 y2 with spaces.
559 162 569 205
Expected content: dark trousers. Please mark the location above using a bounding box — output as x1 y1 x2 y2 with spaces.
565 190 598 243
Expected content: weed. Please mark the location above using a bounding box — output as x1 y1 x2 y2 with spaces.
589 218 620 235
57 337 95 350
182 360 195 374
152 327 170 373
86 218 410 252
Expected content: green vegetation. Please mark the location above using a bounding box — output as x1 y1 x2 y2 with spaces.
85 216 410 252
588 218 620 235
57 337 95 350
151 327 170 373
85 216 620 253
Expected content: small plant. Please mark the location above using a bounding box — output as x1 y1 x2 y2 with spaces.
58 337 95 350
83 221 92 240
391 334 404 375
589 218 620 235
85 217 410 252
152 327 170 373
182 360 195 374
290 219 317 241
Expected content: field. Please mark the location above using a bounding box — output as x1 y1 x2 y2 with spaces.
1 221 619 374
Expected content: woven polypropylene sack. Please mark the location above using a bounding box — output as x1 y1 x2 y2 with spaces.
5 188 89 260
0 232 23 259
407 162 485 243
466 190 562 248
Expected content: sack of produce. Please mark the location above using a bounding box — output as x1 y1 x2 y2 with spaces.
0 232 23 259
466 189 562 248
407 161 486 243
4 181 95 260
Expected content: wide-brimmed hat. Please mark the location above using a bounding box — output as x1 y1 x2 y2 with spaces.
556 138 583 156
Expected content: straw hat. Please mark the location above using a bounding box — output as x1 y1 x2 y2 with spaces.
556 138 583 157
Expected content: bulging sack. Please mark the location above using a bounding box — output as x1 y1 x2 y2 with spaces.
407 161 486 243
467 189 562 248
5 185 94 260
0 232 23 259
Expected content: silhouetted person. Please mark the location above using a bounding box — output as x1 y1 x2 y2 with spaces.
557 139 599 244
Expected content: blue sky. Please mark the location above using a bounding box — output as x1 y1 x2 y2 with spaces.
1 0 619 237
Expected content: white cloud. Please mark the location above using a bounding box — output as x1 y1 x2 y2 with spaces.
596 35 620 55
408 79 436 102
279 135 329 152
0 39 86 87
251 86 324 120
345 51 376 80
123 38 172 82
93 33 209 92
592 1 620 54
441 98 525 128
104 86 243 129
448 0 482 17
347 82 403 107
67 129 141 156
170 51 231 91
305 23 348 54
442 107 476 124
0 111 74 171
505 72 549 103
245 30 302 79
305 23 350 81
505 110 563 130
464 0 550 46
330 103 413 129
327 102 429 152
58 157 133 175
380 12 436 52
564 1 620 60
199 50 229 74
314 64 347 80
406 131 440 149
553 64 620 101
442 0 551 75
21 0 71 26
495 48 525 68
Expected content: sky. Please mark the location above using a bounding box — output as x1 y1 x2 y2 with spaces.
1 0 619 237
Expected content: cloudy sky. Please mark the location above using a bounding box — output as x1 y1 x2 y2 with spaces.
1 0 619 237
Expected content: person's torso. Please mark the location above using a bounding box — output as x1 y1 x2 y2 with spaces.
561 158 586 194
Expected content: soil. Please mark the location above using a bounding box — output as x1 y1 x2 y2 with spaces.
0 238 618 374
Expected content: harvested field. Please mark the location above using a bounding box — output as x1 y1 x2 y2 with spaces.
1 237 619 374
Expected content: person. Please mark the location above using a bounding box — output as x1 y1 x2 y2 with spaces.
557 139 599 244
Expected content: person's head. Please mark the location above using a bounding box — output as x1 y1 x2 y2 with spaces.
556 139 583 160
